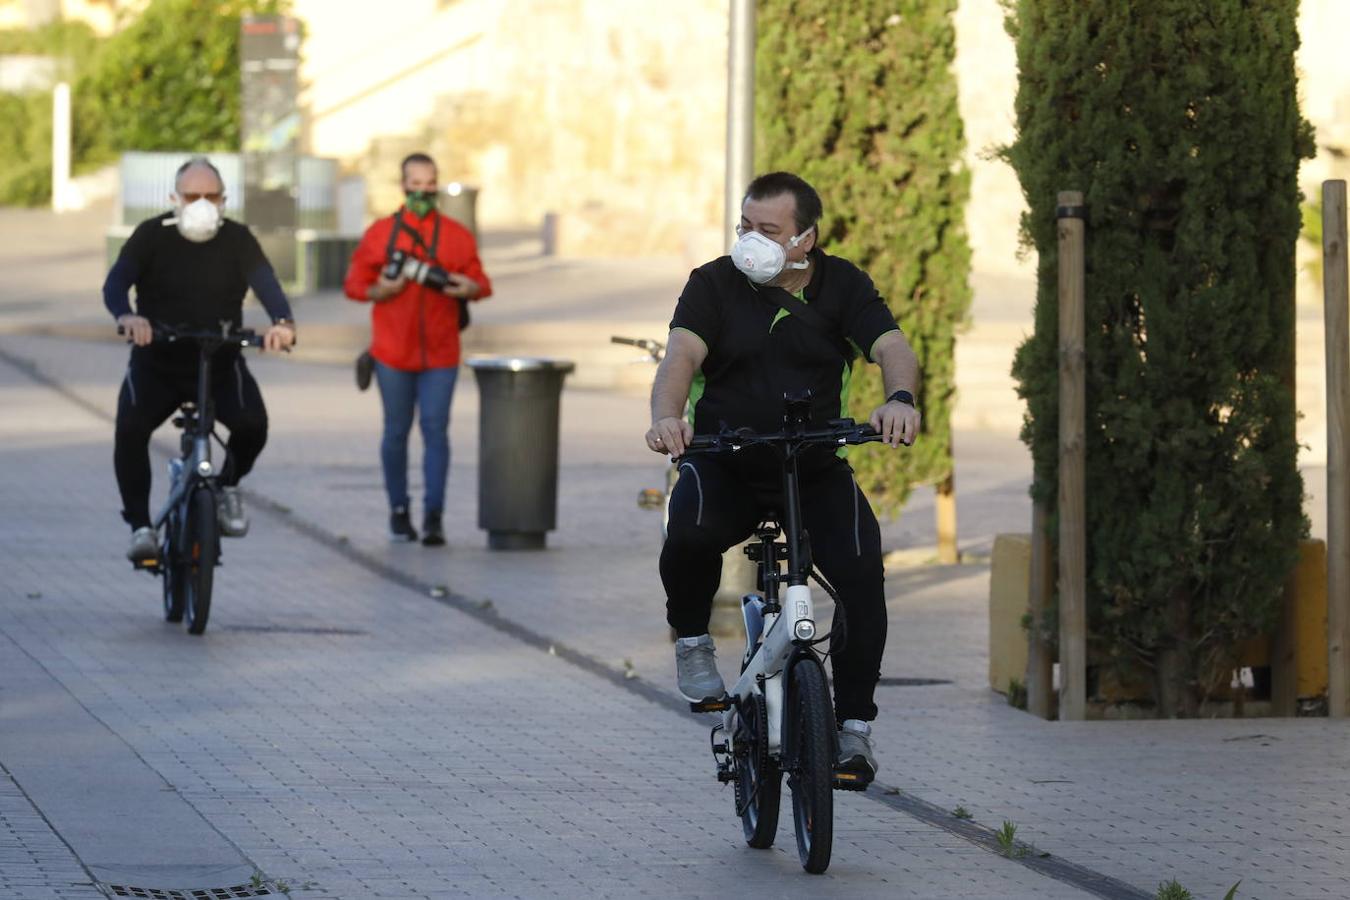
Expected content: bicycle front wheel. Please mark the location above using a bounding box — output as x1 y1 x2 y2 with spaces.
184 487 218 635
787 657 834 874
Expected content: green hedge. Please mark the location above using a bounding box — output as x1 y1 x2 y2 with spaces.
1004 0 1313 715
79 0 289 157
755 0 971 515
0 0 288 206
0 91 53 205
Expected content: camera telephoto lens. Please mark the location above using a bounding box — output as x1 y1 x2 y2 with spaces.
401 258 429 284
421 266 450 291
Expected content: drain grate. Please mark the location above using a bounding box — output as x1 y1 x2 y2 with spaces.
105 885 273 899
876 676 953 687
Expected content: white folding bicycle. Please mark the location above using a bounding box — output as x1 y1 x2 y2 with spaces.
682 401 885 874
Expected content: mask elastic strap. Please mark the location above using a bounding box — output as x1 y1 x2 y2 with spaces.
785 226 813 270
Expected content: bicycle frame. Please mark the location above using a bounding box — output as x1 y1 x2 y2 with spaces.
685 412 882 756
723 446 818 755
151 342 220 533
124 323 263 552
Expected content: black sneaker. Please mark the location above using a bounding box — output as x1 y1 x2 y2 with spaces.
355 350 374 391
389 505 418 542
422 510 445 547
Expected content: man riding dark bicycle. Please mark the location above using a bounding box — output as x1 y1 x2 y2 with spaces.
103 156 296 563
646 172 920 787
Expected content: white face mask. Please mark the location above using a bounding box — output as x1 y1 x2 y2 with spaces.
173 197 223 243
730 228 811 284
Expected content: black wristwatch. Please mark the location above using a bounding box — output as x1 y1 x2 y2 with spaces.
887 389 915 408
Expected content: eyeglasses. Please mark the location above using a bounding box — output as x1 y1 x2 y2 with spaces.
179 192 223 203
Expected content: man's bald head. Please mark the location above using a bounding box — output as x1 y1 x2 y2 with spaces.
173 156 225 198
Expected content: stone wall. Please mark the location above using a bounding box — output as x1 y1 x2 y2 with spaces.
295 0 727 260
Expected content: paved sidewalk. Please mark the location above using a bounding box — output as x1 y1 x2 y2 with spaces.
1 338 1093 900
4 333 1350 900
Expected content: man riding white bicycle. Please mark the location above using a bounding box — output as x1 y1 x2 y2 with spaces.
646 172 920 787
104 156 296 562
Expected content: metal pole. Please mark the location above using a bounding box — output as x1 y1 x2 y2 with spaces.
51 82 71 213
1056 190 1087 721
1323 180 1350 718
724 0 756 247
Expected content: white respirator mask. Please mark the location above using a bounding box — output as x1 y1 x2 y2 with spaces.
172 197 223 243
730 228 812 284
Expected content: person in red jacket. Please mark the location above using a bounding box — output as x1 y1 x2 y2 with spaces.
344 153 492 546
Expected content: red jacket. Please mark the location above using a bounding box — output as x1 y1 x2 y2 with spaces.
343 210 492 371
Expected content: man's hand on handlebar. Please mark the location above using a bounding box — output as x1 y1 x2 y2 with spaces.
646 416 693 457
264 322 296 352
116 314 154 347
869 399 921 448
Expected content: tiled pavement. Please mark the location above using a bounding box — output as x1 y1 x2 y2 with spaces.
3 333 1349 900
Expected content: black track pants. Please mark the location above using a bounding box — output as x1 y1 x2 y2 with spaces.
113 350 268 529
659 453 887 722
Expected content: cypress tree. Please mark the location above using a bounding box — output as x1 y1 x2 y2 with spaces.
1005 0 1313 715
756 0 972 514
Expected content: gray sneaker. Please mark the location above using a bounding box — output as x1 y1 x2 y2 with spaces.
126 526 159 563
218 486 249 537
836 719 878 787
675 634 727 704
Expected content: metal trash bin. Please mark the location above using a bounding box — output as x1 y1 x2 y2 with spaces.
467 357 575 550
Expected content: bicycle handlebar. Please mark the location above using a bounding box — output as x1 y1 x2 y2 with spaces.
117 322 266 349
680 419 900 457
610 335 665 361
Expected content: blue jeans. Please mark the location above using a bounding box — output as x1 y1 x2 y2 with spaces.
373 361 459 514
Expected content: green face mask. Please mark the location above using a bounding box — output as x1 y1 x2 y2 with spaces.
405 190 436 217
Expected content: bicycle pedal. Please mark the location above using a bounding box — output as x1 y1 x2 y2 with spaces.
832 770 871 791
131 557 161 572
689 696 732 713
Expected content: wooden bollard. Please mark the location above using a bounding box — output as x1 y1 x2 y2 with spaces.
1056 191 1087 721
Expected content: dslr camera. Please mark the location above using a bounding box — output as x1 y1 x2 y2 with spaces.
383 249 450 292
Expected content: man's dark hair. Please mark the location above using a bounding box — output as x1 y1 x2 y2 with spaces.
744 171 823 233
400 152 437 180
174 155 224 192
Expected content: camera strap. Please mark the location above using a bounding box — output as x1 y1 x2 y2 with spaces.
386 208 468 329
385 209 440 261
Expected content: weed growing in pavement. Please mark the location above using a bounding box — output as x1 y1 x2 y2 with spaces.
1222 883 1241 900
1155 880 1192 900
995 820 1026 857
1006 678 1028 710
953 805 972 819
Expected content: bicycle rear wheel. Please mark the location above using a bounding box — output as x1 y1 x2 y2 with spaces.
787 657 834 874
184 487 217 635
733 692 781 848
